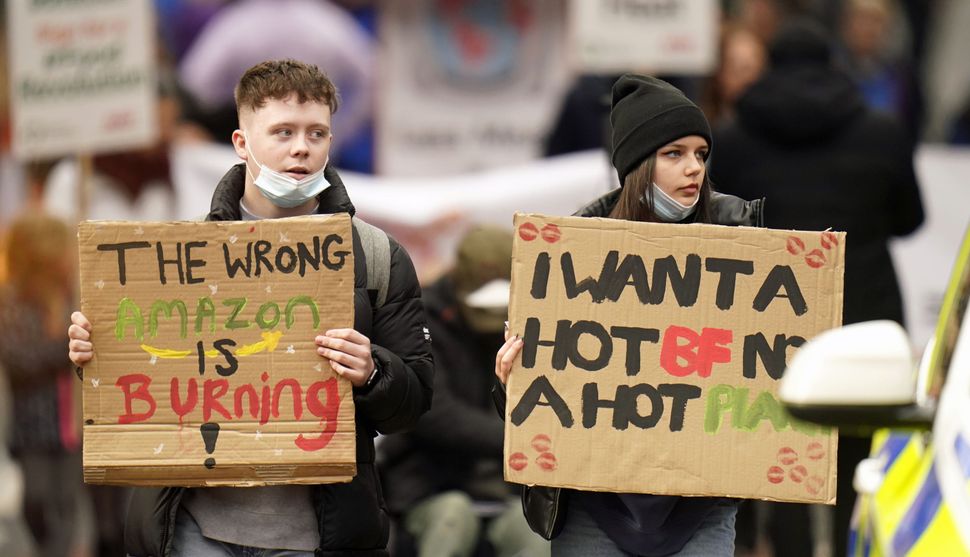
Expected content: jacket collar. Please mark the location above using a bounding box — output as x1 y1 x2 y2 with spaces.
206 163 357 221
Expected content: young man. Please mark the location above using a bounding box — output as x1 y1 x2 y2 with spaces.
67 59 434 557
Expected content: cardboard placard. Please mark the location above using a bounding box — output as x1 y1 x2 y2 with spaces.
78 215 356 487
505 213 843 504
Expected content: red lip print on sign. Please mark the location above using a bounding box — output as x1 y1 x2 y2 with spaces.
786 236 805 255
777 447 798 466
767 466 785 484
820 231 839 250
518 222 538 241
805 249 826 268
789 465 808 483
806 442 825 460
508 452 528 471
536 452 558 471
531 434 552 453
806 475 825 495
540 224 561 243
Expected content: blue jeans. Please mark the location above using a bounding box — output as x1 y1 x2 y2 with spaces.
170 508 315 557
551 500 737 557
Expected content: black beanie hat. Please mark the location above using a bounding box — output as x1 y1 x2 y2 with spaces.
610 74 711 184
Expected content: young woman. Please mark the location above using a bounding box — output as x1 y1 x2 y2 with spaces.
495 74 764 557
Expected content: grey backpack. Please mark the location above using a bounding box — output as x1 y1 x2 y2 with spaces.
352 217 391 310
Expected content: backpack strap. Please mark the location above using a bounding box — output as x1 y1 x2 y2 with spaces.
352 217 391 309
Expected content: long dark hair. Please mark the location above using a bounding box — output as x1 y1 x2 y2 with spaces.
608 155 713 224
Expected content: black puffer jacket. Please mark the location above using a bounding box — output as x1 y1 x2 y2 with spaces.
504 189 764 547
123 164 434 557
711 63 923 326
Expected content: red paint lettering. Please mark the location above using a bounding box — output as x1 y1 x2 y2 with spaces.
170 378 198 424
272 378 303 421
295 378 340 451
202 379 231 421
660 325 733 378
115 374 157 424
233 384 260 420
260 372 272 425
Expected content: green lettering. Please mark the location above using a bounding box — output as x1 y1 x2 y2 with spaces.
195 297 216 334
255 302 281 329
285 296 319 329
742 390 788 432
704 384 735 434
223 298 250 330
148 300 188 339
115 298 143 341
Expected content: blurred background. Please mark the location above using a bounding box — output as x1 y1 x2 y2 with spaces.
0 0 968 556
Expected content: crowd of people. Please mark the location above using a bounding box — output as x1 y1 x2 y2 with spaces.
0 0 950 556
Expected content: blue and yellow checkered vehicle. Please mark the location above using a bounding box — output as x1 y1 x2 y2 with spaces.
846 225 970 556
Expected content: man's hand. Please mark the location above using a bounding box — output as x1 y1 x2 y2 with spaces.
315 329 376 388
68 311 93 367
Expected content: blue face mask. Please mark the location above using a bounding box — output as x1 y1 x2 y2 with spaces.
244 134 329 208
648 182 699 222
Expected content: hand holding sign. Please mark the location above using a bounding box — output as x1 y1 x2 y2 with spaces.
495 329 524 386
68 311 94 367
315 329 375 388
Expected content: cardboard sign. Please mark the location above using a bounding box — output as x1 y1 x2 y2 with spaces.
78 215 356 487
504 213 844 504
570 0 718 75
7 0 157 159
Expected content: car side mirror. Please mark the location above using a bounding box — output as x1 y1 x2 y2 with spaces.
780 320 935 432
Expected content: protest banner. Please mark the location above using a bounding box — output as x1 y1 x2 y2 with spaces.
570 0 718 75
504 213 844 504
7 0 157 159
78 215 356 487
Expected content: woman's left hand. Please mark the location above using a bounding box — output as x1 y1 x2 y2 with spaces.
495 328 524 385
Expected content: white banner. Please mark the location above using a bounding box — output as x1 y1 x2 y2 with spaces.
377 0 571 176
7 0 157 159
570 0 718 75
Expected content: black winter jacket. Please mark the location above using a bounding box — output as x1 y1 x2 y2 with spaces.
123 164 434 557
504 189 764 549
711 64 924 325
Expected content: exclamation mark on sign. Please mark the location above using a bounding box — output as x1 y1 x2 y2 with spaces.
201 422 220 469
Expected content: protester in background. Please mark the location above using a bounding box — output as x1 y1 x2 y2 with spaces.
0 214 95 557
837 0 921 140
67 59 433 557
496 74 764 557
711 18 924 557
380 225 548 557
543 74 616 157
701 23 767 125
0 361 37 557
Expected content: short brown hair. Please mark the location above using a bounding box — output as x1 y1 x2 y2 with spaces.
234 59 340 115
